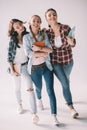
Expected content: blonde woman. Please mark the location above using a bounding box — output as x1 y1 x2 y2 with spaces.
23 15 59 126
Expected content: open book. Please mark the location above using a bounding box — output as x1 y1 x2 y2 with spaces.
68 26 76 38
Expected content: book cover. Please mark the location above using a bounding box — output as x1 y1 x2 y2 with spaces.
68 26 76 38
34 42 45 47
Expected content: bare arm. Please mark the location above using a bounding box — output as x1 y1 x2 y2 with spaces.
33 51 48 58
40 46 52 53
32 45 52 53
9 62 20 76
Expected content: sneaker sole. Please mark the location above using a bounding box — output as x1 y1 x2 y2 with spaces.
73 113 79 118
32 116 39 124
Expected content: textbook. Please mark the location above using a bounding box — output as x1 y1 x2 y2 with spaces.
68 26 76 38
34 41 45 47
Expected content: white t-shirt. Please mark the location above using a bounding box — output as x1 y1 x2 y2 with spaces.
55 35 62 48
32 57 45 65
14 44 28 64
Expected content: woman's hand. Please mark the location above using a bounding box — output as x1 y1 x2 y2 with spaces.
66 36 75 46
33 52 48 58
11 70 20 76
32 45 41 51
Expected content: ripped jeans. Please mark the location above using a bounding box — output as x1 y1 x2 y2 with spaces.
12 64 37 114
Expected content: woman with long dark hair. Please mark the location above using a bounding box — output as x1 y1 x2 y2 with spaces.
7 19 39 124
45 8 79 118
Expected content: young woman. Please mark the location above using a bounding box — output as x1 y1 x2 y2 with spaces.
45 8 79 118
23 15 59 125
7 19 39 124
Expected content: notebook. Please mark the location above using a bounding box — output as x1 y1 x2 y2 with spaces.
68 26 76 38
34 41 45 47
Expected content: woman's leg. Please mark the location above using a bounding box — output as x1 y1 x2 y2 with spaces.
43 66 57 115
30 67 43 100
52 64 73 105
43 65 59 125
63 60 79 118
30 67 44 110
13 75 23 114
21 64 39 123
63 59 74 107
53 62 79 118
63 59 74 80
21 65 37 114
13 75 22 105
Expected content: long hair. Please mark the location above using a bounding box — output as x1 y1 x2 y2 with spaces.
8 19 28 48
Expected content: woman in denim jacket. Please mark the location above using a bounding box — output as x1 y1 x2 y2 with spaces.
23 15 59 126
7 19 39 124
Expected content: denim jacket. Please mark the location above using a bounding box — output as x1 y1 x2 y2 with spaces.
23 32 53 74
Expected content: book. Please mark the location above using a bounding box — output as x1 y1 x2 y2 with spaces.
34 41 45 47
68 26 76 38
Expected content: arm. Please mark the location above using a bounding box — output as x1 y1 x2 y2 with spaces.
32 45 52 53
23 34 34 58
7 41 20 76
66 26 76 47
66 36 76 47
23 34 49 59
61 25 76 48
9 62 20 76
40 46 52 53
33 51 48 58
32 33 52 53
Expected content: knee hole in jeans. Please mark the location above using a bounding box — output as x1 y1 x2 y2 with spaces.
26 88 34 92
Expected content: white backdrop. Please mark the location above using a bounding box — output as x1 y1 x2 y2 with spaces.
0 0 87 101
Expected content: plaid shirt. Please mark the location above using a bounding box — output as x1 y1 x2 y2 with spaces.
7 39 17 63
46 23 76 65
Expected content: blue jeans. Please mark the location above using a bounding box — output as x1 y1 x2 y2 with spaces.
52 59 74 105
30 64 57 115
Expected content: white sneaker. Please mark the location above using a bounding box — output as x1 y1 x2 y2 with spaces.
38 99 44 110
53 119 60 126
17 104 24 114
71 109 79 118
32 114 39 124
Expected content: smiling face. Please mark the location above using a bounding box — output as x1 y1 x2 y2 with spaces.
45 9 58 26
13 22 24 34
29 15 42 32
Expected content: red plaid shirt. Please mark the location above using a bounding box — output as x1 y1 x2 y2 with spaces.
46 23 76 65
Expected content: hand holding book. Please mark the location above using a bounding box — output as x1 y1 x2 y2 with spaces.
68 26 76 38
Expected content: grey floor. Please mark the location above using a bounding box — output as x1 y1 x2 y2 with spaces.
0 72 87 130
